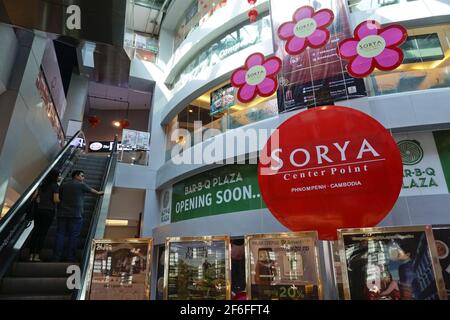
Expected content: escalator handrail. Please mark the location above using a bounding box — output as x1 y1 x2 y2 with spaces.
74 135 118 299
0 131 86 246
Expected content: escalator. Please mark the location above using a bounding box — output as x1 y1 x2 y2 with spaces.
0 132 117 300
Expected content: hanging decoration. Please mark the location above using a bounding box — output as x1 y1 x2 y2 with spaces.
247 0 258 23
119 119 130 129
231 52 282 104
278 5 334 56
337 20 408 78
87 115 100 128
119 97 131 129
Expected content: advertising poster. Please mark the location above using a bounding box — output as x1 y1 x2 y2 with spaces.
171 164 266 223
122 129 150 150
338 226 447 300
86 239 153 300
258 106 403 240
121 129 138 148
270 0 366 113
136 131 150 150
396 132 449 196
164 236 231 300
432 226 450 299
36 69 65 146
246 232 322 300
210 84 236 116
42 41 67 120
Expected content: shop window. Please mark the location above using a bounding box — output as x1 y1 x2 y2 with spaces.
231 238 246 298
401 34 445 64
165 81 278 161
348 0 418 13
365 24 450 96
174 0 228 50
172 14 272 92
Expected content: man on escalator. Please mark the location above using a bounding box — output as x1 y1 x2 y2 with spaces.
53 170 104 262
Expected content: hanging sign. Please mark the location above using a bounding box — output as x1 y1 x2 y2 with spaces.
271 0 367 113
278 5 334 55
337 20 408 78
231 52 281 104
258 106 403 240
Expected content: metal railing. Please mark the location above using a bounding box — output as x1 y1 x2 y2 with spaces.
74 135 118 300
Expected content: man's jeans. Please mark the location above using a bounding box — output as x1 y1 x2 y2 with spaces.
54 217 83 262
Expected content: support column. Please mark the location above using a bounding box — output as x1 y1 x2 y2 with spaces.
0 28 33 211
61 73 89 136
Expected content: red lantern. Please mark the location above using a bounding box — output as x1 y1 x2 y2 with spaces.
119 119 130 129
247 0 257 4
248 8 258 22
88 115 100 128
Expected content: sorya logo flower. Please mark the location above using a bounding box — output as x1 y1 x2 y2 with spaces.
231 52 282 103
337 20 408 78
278 5 334 55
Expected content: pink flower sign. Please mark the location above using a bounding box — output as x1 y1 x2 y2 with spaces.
337 20 408 78
278 5 334 55
231 53 282 104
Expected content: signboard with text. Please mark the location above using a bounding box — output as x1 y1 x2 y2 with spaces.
396 132 449 196
171 164 265 223
258 106 403 240
122 129 150 150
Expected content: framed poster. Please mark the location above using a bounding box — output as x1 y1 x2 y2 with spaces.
432 225 450 299
164 236 231 300
338 226 447 300
85 238 153 300
245 232 322 300
36 68 65 146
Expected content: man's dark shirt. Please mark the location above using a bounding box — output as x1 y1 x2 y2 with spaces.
58 180 91 218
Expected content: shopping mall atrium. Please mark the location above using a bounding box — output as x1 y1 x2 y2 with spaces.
0 0 449 301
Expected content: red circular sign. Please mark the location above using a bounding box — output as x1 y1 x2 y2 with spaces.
258 106 403 240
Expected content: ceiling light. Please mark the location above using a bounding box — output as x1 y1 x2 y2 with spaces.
105 219 129 226
188 109 193 113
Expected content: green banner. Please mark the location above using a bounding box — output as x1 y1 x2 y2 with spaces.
434 130 450 193
171 164 266 222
